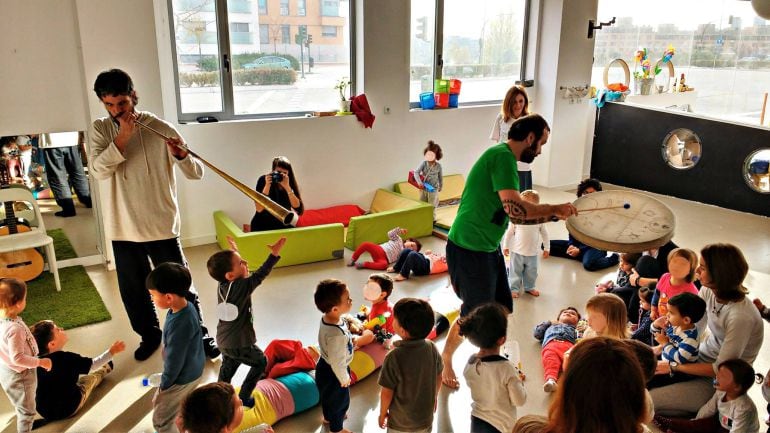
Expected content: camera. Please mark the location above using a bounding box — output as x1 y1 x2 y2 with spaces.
270 171 284 183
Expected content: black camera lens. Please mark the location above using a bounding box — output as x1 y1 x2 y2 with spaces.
271 171 284 183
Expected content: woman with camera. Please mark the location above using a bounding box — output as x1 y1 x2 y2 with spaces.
249 156 304 232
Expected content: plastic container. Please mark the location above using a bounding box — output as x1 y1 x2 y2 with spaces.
449 79 462 94
448 93 459 108
434 92 449 108
434 79 449 94
419 92 435 109
142 372 162 387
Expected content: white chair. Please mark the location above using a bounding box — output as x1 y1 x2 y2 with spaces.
0 186 61 291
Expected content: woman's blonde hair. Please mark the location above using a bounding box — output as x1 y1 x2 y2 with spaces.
513 414 548 433
667 247 698 283
586 293 628 339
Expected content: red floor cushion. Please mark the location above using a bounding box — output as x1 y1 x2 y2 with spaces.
296 204 365 227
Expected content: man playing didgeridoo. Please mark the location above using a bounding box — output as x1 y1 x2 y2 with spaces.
89 69 219 361
442 114 577 388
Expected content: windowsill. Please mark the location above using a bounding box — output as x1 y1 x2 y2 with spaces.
178 112 360 126
409 101 500 112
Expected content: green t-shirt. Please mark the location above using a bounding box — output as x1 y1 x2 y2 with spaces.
448 143 519 252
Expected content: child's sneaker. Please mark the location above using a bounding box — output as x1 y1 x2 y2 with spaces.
543 378 557 393
347 260 356 267
355 262 364 269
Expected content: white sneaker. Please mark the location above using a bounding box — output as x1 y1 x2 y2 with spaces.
543 378 557 393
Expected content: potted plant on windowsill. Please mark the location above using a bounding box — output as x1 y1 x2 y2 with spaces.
335 77 352 112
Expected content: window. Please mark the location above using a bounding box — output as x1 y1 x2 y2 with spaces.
259 24 269 43
410 0 529 106
281 24 291 44
591 0 770 125
230 22 249 32
258 0 267 15
322 0 339 17
322 25 337 37
169 0 355 120
280 0 289 16
297 0 306 16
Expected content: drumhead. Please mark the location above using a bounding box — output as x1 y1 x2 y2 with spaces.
565 190 675 253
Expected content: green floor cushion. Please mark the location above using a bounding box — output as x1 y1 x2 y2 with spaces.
345 189 433 250
435 205 459 230
213 210 344 268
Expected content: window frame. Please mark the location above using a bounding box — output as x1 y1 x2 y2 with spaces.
167 0 357 122
410 0 533 108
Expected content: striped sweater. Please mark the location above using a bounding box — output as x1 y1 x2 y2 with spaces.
651 322 700 363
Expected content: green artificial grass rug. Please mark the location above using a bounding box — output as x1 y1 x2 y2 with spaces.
23 266 111 329
47 228 78 260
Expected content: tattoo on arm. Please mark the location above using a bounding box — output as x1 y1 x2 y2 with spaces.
503 199 550 225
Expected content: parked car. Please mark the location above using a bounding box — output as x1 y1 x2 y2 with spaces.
243 56 292 70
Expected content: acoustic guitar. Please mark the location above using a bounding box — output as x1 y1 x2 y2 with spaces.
0 164 44 281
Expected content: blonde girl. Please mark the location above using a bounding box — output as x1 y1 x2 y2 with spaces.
584 293 629 339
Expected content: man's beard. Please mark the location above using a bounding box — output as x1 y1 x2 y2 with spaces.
519 145 538 164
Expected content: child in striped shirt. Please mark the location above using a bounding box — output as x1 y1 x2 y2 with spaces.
348 227 418 270
651 292 707 365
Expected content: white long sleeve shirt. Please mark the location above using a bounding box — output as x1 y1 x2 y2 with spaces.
463 354 526 433
318 318 354 385
90 111 204 242
502 222 550 257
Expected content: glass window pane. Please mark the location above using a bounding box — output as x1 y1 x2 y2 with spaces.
441 0 526 103
591 0 770 125
298 0 306 16
410 0 436 103
280 0 289 16
171 0 223 113
229 0 352 116
258 0 267 15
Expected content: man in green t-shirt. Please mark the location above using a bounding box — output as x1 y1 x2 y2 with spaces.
441 114 577 388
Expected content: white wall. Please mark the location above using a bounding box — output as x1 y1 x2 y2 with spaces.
0 0 89 135
15 0 601 251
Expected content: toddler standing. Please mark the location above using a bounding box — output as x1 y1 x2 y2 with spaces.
0 278 52 433
314 279 358 433
502 190 549 298
146 263 205 433
379 298 443 432
414 141 443 220
206 236 285 406
458 303 525 432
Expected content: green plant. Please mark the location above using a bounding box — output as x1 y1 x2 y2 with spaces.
197 56 219 72
334 77 351 101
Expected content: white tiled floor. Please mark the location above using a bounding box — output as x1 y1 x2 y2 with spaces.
2 185 769 432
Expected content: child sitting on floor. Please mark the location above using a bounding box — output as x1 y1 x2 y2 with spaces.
355 273 394 348
595 252 642 293
630 284 655 346
651 292 706 364
533 306 580 393
654 359 762 433
459 303 526 432
387 244 448 281
651 248 699 320
348 227 419 270
31 320 125 422
502 190 550 298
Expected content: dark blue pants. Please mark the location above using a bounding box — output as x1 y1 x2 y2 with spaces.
471 415 501 433
393 249 430 278
44 146 91 213
112 238 207 343
518 170 532 192
447 240 512 316
316 358 349 433
549 240 619 271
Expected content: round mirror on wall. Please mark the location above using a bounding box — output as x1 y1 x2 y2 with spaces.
744 149 770 194
661 129 702 170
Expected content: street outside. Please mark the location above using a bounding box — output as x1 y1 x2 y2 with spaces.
178 63 770 126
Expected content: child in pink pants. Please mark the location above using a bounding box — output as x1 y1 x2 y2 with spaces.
533 307 581 393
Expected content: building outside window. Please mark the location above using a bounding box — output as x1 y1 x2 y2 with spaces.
298 0 306 16
168 0 354 120
591 0 770 125
322 25 337 37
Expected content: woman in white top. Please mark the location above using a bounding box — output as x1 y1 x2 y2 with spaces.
650 243 764 417
489 85 532 190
